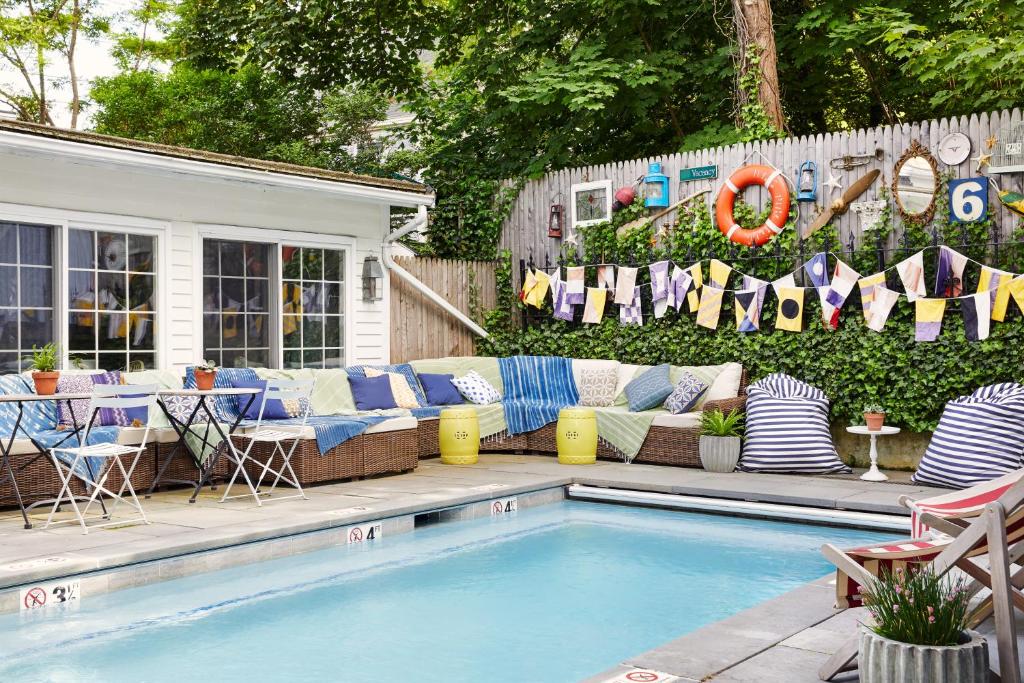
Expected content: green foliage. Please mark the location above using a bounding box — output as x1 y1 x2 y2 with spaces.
27 343 59 372
861 568 971 647
195 358 217 372
863 403 885 414
701 409 745 437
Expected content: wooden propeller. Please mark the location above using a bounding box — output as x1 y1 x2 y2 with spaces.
802 169 881 239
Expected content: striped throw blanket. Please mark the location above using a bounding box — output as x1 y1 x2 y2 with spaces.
498 355 579 435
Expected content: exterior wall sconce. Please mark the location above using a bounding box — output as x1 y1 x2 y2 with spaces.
362 255 384 302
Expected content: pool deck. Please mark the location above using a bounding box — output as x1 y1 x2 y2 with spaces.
2 454 1018 681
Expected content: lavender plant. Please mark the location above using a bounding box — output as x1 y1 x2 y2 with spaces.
860 567 971 646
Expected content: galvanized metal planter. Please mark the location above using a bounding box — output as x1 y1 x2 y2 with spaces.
859 626 989 683
698 435 741 473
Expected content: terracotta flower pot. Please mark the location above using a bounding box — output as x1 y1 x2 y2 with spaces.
194 369 217 391
32 371 59 396
864 412 886 431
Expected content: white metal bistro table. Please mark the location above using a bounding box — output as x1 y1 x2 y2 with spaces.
147 387 259 504
846 425 900 482
0 392 94 528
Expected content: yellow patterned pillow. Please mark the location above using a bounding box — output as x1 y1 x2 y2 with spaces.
365 368 419 409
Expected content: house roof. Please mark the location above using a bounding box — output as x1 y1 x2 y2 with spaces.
0 118 432 197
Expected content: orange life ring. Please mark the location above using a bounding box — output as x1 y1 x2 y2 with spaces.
715 164 790 246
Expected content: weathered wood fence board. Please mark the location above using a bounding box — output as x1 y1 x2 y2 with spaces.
501 109 1024 284
390 256 496 363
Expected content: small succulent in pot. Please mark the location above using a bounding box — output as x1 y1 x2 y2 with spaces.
863 403 886 432
26 343 60 395
194 359 219 391
699 408 744 473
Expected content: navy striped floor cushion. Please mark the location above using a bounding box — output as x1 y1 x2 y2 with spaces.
912 383 1024 489
738 373 851 474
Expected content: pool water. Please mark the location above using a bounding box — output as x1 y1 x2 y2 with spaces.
0 501 890 682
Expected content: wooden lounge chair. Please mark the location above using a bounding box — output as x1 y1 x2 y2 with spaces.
820 473 1024 683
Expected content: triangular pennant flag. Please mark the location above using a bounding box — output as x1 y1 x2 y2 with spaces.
820 260 860 330
614 267 638 305
775 286 805 332
997 188 1024 217
687 263 703 312
619 286 643 325
1010 276 1024 315
734 289 759 332
565 266 585 305
519 268 537 302
709 259 732 289
915 298 946 342
803 253 830 289
582 287 607 324
935 246 968 298
653 297 669 319
866 286 900 332
649 261 670 301
896 251 926 302
551 269 574 321
668 266 693 312
962 291 991 342
771 273 796 298
531 269 551 306
978 266 1013 321
696 285 724 330
597 265 616 291
857 272 887 322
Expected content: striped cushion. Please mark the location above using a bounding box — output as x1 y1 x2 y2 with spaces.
738 373 850 474
912 383 1024 489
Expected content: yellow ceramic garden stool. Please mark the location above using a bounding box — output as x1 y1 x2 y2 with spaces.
556 407 598 465
439 406 480 465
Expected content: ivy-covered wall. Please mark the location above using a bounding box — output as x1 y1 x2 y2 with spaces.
480 177 1024 432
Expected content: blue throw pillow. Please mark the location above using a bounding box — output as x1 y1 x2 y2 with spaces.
232 379 290 420
623 363 674 412
418 373 464 406
349 374 398 411
664 372 709 414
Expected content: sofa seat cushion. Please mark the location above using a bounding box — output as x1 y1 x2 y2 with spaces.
650 412 703 429
116 426 180 445
236 415 417 441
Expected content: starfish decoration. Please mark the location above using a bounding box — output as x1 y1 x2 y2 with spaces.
563 228 578 247
985 135 998 150
823 172 842 194
971 152 992 172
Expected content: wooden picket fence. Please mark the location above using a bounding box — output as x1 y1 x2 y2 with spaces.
390 256 497 362
501 108 1024 281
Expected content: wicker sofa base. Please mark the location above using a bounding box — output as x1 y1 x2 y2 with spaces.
524 422 702 467
416 418 527 459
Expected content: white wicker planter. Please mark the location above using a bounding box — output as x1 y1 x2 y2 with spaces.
859 626 989 683
698 435 741 473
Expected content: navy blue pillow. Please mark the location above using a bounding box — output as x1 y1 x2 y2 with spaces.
349 374 398 411
232 379 290 420
418 373 463 406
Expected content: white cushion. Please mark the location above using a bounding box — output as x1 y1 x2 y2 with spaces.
236 416 417 440
705 362 743 402
116 426 179 445
571 359 620 388
615 364 644 399
650 412 703 429
451 370 502 405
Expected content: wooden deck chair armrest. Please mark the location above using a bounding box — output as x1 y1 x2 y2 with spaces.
896 494 918 510
821 543 878 590
932 508 995 574
918 512 970 537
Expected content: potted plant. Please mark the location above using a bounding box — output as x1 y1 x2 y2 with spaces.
26 343 60 395
194 359 218 391
699 408 744 473
859 567 988 683
864 403 886 431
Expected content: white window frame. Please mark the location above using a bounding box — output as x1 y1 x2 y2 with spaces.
194 224 356 369
570 179 613 228
0 201 169 371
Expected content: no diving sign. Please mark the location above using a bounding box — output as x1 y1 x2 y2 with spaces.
346 522 383 544
603 669 679 683
490 496 518 516
19 579 81 612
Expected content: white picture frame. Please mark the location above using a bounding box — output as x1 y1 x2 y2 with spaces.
570 180 613 228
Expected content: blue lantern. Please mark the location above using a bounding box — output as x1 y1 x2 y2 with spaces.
796 161 817 202
644 162 670 208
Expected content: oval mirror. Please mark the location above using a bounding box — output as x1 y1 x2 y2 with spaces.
892 140 939 224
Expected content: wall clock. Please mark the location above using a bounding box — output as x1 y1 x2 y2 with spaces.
937 132 971 166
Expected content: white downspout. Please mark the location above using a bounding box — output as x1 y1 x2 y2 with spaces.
383 206 489 338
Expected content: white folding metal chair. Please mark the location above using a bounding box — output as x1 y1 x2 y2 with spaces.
44 383 159 534
221 379 314 506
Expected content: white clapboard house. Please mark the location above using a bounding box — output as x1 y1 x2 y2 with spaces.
0 119 434 373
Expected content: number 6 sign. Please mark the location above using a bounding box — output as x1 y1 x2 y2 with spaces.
949 178 988 223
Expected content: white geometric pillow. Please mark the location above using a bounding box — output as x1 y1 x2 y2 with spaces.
365 368 419 409
578 367 618 407
451 370 502 405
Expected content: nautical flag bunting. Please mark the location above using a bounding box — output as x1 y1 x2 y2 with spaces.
896 252 926 301
619 286 643 325
696 284 724 330
978 266 1013 321
565 266 585 305
857 272 887 321
935 246 967 298
915 298 946 342
866 286 900 332
597 265 616 291
614 267 638 305
775 286 804 332
582 287 607 324
709 259 732 289
649 261 670 301
962 291 991 341
668 266 693 312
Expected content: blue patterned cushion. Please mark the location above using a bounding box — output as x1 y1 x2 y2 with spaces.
623 364 674 412
347 363 426 407
451 370 501 405
664 372 708 414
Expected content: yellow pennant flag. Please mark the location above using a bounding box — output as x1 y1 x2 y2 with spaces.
978 267 1013 322
581 287 607 324
857 272 887 322
696 285 724 330
775 286 804 332
709 259 732 288
520 268 538 304
687 263 703 312
1010 276 1024 315
915 298 946 342
526 270 551 307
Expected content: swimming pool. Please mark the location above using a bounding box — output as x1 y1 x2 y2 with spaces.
1 500 889 682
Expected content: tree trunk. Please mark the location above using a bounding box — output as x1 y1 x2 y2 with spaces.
732 0 785 132
67 0 81 128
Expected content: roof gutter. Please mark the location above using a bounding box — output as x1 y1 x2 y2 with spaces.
383 207 489 338
0 130 434 208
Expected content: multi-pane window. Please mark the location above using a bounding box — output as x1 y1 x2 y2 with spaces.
0 222 54 373
202 240 272 368
282 246 345 368
67 229 157 370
